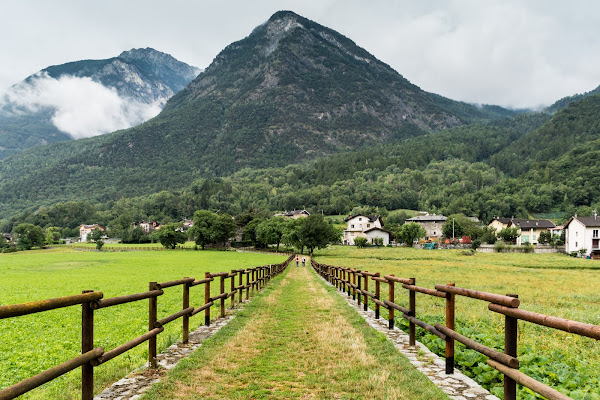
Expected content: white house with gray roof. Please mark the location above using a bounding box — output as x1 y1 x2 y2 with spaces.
342 215 391 245
564 215 600 257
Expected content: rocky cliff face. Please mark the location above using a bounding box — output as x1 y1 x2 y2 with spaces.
0 48 200 159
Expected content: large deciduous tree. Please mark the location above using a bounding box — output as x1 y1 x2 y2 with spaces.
190 210 237 248
157 223 187 249
256 217 287 251
191 210 218 249
298 215 338 256
398 222 426 247
497 227 520 244
12 223 45 250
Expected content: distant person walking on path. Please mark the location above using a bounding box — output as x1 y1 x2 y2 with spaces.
296 255 299 267
302 257 306 267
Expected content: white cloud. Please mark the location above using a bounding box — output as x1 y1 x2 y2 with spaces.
2 73 161 139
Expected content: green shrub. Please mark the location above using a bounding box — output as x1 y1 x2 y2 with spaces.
494 241 506 253
354 237 368 248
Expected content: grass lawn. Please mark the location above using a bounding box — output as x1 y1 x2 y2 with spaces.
313 246 600 399
142 263 449 400
0 247 286 399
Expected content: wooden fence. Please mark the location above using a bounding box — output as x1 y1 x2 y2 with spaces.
0 254 294 400
311 259 599 400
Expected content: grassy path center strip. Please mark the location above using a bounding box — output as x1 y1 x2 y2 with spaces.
142 262 449 399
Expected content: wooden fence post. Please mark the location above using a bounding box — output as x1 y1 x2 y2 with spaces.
363 272 369 311
230 270 235 309
183 278 190 344
357 272 362 306
409 277 416 346
245 270 250 300
505 294 519 400
375 274 380 319
204 272 211 326
388 277 395 329
148 282 158 368
445 282 455 374
220 275 226 318
81 290 94 400
352 270 356 300
238 270 243 303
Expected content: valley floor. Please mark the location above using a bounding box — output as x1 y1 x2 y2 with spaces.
141 262 448 400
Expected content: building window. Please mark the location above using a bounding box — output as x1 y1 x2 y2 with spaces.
360 224 363 229
576 241 578 247
359 217 362 221
351 224 354 228
594 230 599 238
367 224 370 228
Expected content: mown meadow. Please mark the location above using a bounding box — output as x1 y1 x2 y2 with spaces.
314 246 600 400
0 248 286 399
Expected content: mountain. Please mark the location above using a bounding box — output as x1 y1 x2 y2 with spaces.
0 11 517 219
0 48 201 159
545 84 600 114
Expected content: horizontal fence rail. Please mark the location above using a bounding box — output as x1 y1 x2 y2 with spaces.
311 259 597 400
0 254 294 400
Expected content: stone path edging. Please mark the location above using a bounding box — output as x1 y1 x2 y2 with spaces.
93 312 235 400
319 275 500 400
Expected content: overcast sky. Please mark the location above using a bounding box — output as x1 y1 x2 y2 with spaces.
1 0 599 109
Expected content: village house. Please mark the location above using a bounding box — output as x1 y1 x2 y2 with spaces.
342 215 391 246
79 224 104 242
179 219 194 231
274 210 310 219
507 219 556 245
564 214 600 257
132 221 161 233
405 214 447 241
488 217 513 233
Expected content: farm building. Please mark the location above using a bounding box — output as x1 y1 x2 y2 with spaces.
488 217 513 233
564 215 600 257
79 224 104 242
507 219 555 245
342 215 391 246
405 214 447 241
275 210 310 219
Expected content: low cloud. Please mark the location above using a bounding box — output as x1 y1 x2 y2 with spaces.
1 73 162 139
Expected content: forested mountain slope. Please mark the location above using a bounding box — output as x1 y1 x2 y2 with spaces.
0 11 517 220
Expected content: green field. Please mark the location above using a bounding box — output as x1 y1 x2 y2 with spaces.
0 248 286 399
313 246 600 400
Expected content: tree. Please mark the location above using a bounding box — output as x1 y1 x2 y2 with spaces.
298 215 338 256
256 217 287 251
373 237 384 247
354 237 368 248
0 235 8 250
12 223 45 250
538 230 552 245
45 226 62 245
190 210 237 248
157 223 187 249
90 228 104 242
96 239 105 251
282 218 305 253
398 222 426 247
481 226 498 244
497 227 520 244
243 218 264 247
212 213 237 247
190 210 218 249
